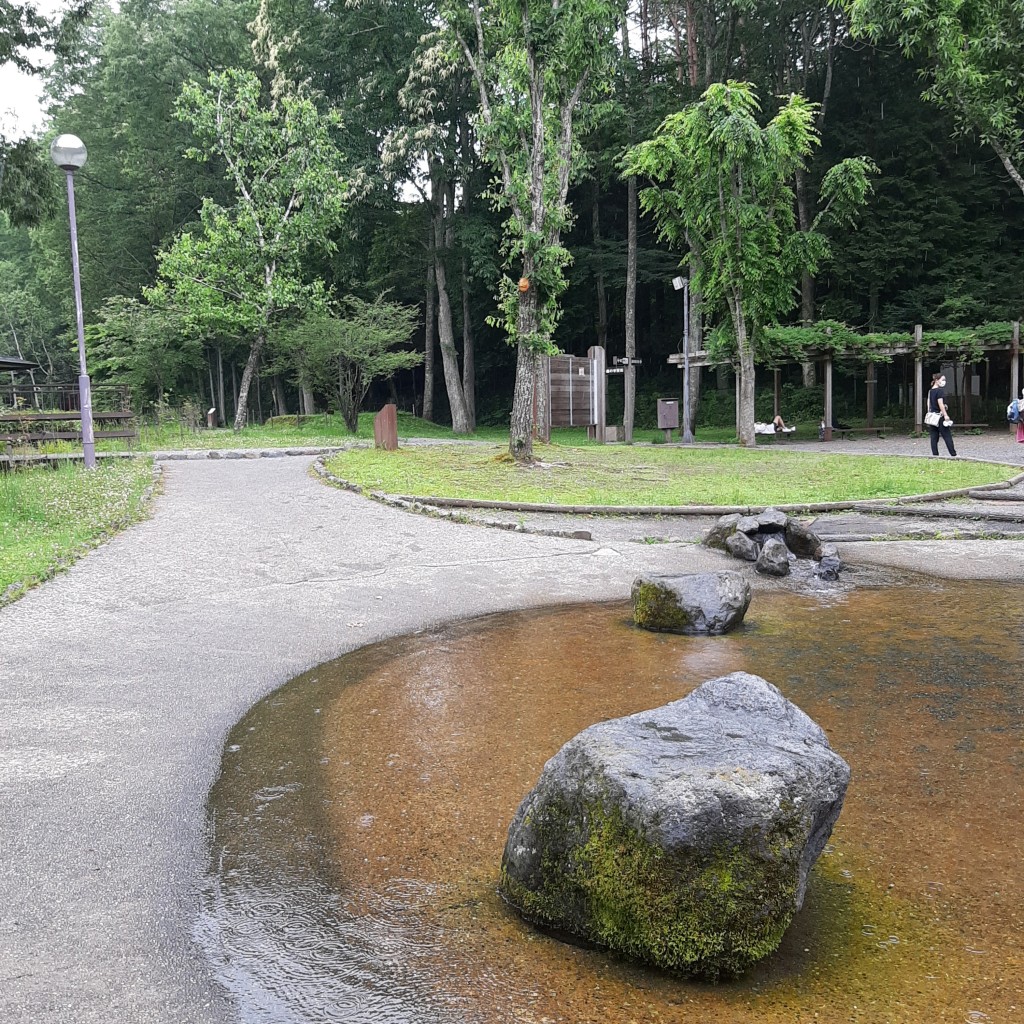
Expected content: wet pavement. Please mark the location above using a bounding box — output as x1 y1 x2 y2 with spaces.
2 440 1024 1024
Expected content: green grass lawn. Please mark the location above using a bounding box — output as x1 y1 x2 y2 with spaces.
323 443 1011 506
0 458 154 602
82 413 672 451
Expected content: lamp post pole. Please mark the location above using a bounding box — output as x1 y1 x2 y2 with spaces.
51 134 96 469
672 276 694 443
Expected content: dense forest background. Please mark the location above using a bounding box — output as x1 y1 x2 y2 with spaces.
2 0 1023 431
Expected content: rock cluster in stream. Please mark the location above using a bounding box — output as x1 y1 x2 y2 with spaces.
703 509 843 580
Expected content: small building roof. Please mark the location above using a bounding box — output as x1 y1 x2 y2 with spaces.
0 357 40 373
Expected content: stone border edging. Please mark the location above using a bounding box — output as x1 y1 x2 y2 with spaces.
153 445 353 460
0 460 163 607
310 457 599 541
311 454 1024 525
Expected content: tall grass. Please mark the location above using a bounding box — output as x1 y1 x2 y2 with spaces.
0 459 154 602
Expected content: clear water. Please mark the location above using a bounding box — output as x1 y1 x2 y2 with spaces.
199 581 1024 1023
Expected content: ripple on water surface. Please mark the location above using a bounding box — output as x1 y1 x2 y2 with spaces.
200 582 1024 1023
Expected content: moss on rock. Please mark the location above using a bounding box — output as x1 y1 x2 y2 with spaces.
500 799 799 978
631 578 695 632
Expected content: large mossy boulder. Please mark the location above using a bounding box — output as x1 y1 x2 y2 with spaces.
631 572 751 635
499 673 850 977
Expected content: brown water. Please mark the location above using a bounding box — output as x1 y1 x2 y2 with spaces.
200 581 1024 1024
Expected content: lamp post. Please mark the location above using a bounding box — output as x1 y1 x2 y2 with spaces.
672 275 694 443
50 134 96 469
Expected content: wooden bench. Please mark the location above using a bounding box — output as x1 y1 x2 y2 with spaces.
0 410 138 445
828 425 892 440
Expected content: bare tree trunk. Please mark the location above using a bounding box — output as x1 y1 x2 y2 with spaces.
509 278 539 462
728 292 756 447
231 362 239 425
233 333 265 431
461 255 476 430
272 374 287 417
216 346 226 425
301 387 316 415
423 235 436 421
685 0 699 87
432 168 471 433
795 167 817 388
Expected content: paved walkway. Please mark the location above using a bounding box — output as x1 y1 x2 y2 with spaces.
2 447 1024 1024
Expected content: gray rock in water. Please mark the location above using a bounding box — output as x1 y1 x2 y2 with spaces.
500 672 850 978
736 515 760 535
756 535 791 576
815 553 843 581
632 572 751 635
814 542 840 561
703 513 741 550
785 520 821 559
725 531 759 562
756 507 789 532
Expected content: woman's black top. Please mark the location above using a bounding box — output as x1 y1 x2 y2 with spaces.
928 386 945 414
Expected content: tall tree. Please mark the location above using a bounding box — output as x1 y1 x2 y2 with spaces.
156 68 349 429
848 0 1024 196
625 81 875 444
440 0 624 461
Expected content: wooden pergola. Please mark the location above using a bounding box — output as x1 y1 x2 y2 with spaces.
669 321 1022 440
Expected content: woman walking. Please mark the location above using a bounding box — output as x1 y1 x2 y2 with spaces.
927 372 957 457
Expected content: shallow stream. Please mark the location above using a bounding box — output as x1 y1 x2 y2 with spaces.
199 579 1024 1024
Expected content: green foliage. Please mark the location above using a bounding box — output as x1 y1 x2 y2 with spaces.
273 297 421 432
440 0 624 354
624 81 875 444
88 294 203 402
848 0 1024 193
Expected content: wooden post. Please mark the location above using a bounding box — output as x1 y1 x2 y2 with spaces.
824 357 833 441
773 368 781 418
962 358 972 425
1012 321 1020 411
914 325 924 435
865 361 875 427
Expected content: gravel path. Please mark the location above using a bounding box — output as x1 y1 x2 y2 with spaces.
2 448 1023 1023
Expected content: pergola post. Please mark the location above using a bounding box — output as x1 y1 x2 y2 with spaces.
962 357 972 425
773 368 781 418
1013 321 1020 411
865 361 875 428
823 357 833 441
913 325 924 434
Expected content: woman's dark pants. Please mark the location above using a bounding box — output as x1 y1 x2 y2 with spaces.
929 422 956 456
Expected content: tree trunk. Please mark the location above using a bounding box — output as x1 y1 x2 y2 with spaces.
624 174 638 443
731 294 756 447
461 256 476 430
216 346 226 425
432 169 471 433
233 333 265 431
272 374 287 417
301 386 316 416
423 239 436 421
509 283 539 462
